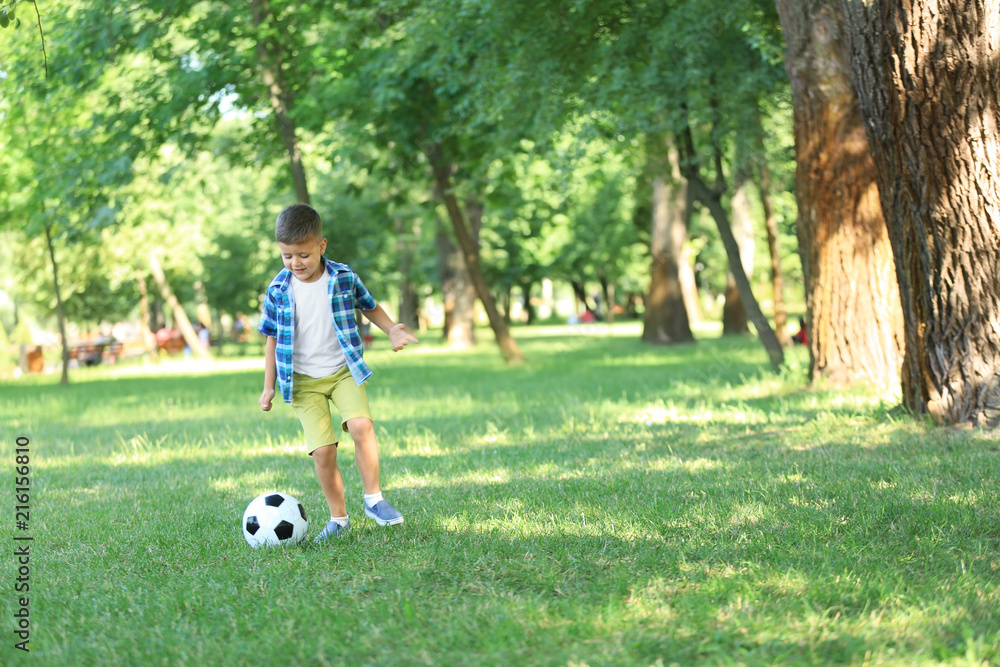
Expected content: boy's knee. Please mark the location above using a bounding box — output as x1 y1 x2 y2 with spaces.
346 417 375 440
311 443 338 462
346 416 373 431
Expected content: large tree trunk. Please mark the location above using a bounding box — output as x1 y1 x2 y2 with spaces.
426 144 525 364
841 0 1000 426
148 254 211 360
43 223 69 385
642 136 695 344
776 0 904 389
251 0 309 204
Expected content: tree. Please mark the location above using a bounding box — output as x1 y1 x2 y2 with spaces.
752 103 791 347
427 143 526 363
679 117 785 368
322 2 526 363
249 0 311 203
425 0 789 364
0 0 140 383
642 136 695 344
722 168 754 336
776 0 904 389
841 0 1000 426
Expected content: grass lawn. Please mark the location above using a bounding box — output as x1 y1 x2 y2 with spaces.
1 322 998 666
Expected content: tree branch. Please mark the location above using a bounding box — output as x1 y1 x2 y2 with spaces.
29 0 48 79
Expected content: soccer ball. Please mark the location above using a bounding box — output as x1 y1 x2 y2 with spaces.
242 492 308 547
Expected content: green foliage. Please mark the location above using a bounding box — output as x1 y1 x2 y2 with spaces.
1 0 801 345
1 327 998 664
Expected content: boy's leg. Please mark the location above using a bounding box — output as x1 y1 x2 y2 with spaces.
293 372 349 538
330 372 403 526
346 417 403 526
311 444 347 518
346 417 380 495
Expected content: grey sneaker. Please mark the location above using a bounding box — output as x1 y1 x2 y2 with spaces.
364 500 404 526
314 519 349 541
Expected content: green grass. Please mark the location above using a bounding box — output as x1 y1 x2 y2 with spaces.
1 322 998 666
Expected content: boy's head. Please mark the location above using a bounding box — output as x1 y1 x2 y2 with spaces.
275 204 322 244
275 204 328 283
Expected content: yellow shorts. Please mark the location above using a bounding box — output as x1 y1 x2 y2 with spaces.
291 367 373 454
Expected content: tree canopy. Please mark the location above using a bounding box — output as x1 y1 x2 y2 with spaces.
4 0 995 428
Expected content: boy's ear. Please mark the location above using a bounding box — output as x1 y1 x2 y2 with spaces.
320 238 328 254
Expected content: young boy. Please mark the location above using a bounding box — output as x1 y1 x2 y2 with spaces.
258 204 418 541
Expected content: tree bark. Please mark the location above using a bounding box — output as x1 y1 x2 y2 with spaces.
148 253 211 360
43 223 69 385
426 144 525 364
776 0 904 389
841 0 1000 426
642 136 694 344
251 0 309 204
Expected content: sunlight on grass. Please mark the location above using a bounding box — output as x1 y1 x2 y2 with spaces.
2 327 999 665
249 441 308 457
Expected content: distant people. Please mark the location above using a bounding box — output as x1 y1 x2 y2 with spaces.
197 322 211 350
155 326 173 349
233 315 247 341
26 346 44 374
792 317 808 345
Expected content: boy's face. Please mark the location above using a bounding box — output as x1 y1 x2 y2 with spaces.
279 236 327 283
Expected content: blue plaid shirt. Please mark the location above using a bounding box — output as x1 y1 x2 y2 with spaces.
258 258 377 403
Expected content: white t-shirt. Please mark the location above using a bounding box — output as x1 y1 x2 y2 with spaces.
291 275 346 378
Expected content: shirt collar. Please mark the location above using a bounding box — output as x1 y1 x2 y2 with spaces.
274 257 346 292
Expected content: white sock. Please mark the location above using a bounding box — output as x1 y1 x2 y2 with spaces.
364 492 384 508
330 515 349 527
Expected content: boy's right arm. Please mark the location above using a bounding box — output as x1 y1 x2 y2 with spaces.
259 336 277 411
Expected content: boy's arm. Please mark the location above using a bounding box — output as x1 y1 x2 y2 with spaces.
259 336 278 411
361 304 419 352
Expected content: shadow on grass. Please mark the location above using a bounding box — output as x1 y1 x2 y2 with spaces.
21 417 1000 664
5 331 999 662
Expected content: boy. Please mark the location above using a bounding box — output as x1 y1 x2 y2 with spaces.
258 204 418 541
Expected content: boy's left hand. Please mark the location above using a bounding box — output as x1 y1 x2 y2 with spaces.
388 324 419 351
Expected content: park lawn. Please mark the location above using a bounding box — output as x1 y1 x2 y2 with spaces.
0 322 998 666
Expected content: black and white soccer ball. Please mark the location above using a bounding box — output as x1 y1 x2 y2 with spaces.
242 492 308 547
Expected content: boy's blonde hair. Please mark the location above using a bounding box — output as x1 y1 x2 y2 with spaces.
275 204 322 244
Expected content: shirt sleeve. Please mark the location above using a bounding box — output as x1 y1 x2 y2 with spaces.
353 272 377 311
258 287 279 338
